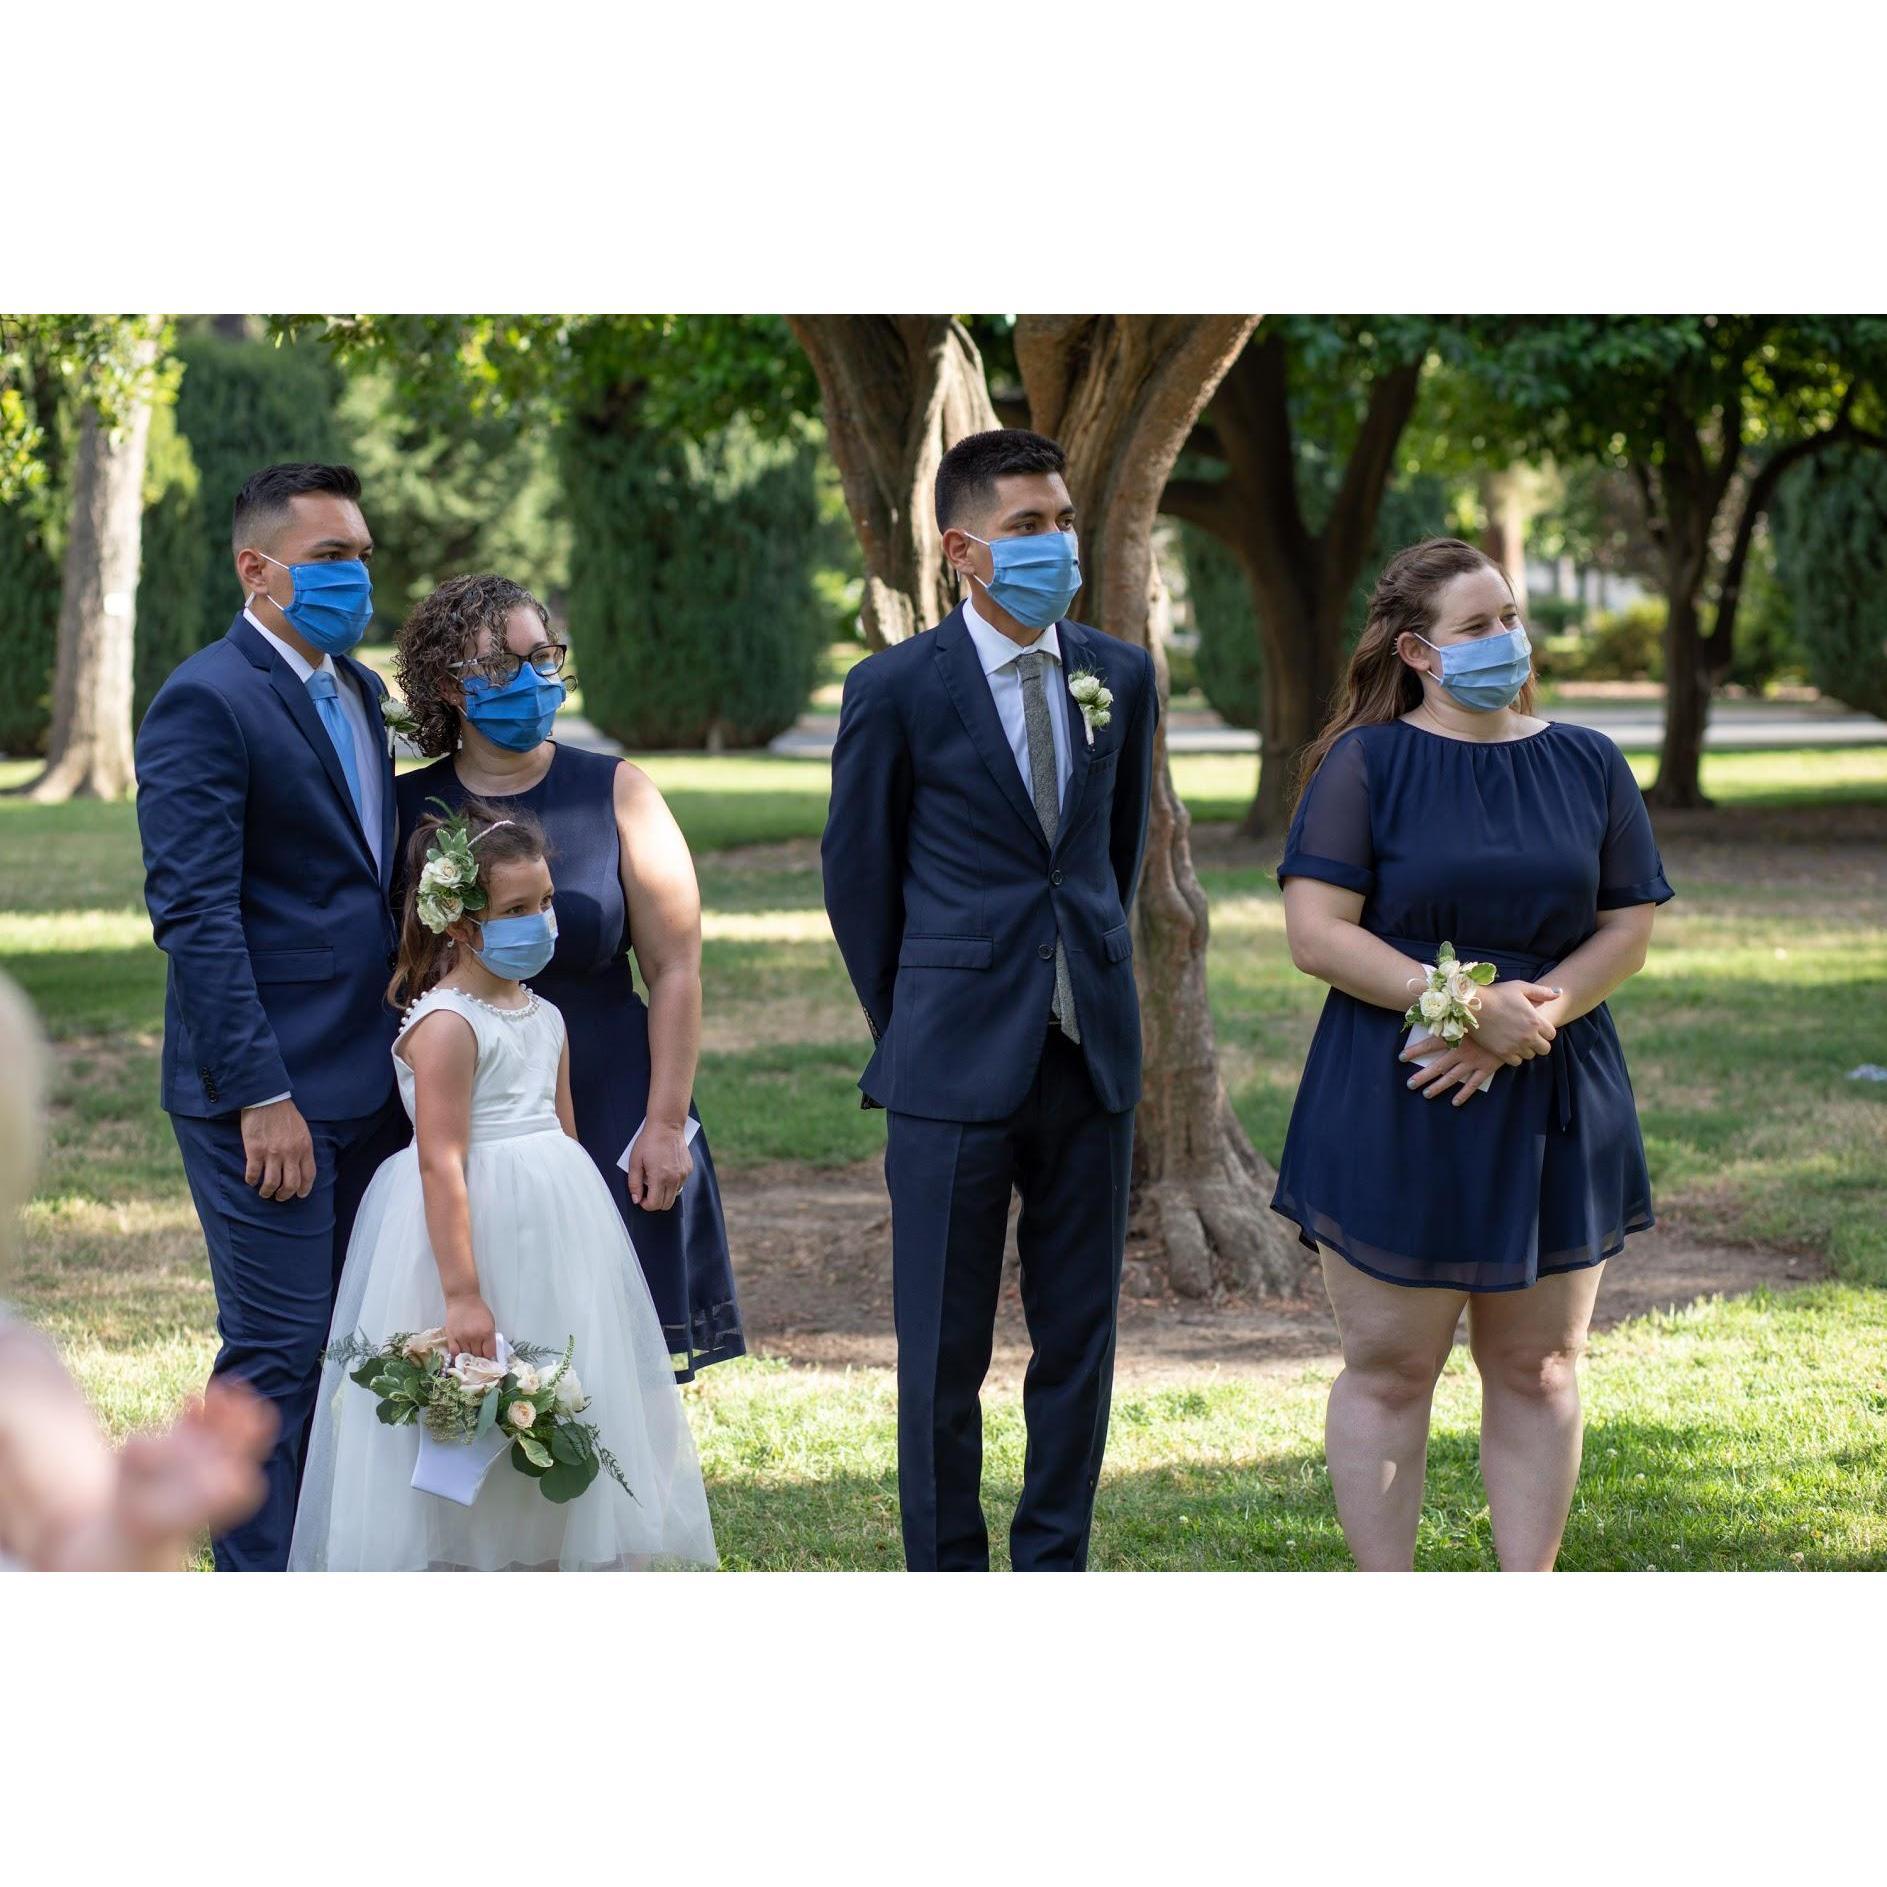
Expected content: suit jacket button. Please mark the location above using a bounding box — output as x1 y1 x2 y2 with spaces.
1051 870 1064 886
1038 943 1054 960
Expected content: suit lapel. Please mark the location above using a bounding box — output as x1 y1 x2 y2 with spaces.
1052 619 1096 859
933 608 1050 855
257 641 379 880
339 652 398 892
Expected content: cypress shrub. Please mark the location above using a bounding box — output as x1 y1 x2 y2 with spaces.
0 484 61 756
562 408 833 750
1771 445 1887 718
168 333 346 648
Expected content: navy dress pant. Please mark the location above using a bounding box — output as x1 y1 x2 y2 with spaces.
885 1030 1134 1572
170 1097 410 1571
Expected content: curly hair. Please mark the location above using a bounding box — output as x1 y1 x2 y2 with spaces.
394 573 553 758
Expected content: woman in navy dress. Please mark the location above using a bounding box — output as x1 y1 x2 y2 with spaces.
391 574 744 1381
1273 538 1671 1571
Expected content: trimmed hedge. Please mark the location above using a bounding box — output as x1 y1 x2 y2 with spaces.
561 409 835 750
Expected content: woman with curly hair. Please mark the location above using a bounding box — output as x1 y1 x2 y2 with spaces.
391 573 743 1382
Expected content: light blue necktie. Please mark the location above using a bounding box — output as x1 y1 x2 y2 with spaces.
306 668 366 830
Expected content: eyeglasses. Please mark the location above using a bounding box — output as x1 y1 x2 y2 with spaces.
452 639 571 689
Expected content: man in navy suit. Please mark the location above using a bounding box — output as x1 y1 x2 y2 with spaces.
135 462 407 1571
821 430 1158 1571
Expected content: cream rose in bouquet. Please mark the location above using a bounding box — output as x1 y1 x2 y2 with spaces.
322 1330 629 1505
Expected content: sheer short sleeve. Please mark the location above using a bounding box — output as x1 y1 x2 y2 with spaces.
1278 730 1374 895
1597 740 1674 909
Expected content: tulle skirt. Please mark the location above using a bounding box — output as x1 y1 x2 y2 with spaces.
289 1125 717 1571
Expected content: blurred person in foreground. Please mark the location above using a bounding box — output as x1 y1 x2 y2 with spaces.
0 972 276 1571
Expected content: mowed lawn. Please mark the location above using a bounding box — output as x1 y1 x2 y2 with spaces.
2 740 1883 1570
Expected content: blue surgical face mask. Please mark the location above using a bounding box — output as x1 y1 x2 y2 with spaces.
461 664 566 752
965 529 1081 631
1417 625 1534 713
470 906 558 981
250 551 375 655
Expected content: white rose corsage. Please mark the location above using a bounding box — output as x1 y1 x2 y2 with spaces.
1067 667 1113 747
1403 941 1500 1093
379 694 419 759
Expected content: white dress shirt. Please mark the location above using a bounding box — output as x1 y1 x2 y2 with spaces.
243 607 385 1112
243 607 384 875
962 594 1073 815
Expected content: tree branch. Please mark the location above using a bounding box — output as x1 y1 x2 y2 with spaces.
1159 476 1239 545
1321 359 1423 600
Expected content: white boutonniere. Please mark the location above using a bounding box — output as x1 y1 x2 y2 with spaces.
380 694 419 759
1067 668 1113 747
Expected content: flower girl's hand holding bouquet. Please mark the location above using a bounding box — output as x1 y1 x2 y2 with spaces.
325 1329 634 1507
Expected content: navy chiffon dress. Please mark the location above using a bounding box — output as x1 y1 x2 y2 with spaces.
1271 719 1674 1292
397 744 745 1377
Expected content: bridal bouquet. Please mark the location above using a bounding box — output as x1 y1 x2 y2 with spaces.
325 1330 634 1506
1403 940 1498 1047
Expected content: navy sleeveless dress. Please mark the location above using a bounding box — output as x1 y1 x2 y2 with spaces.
397 745 745 1378
1271 718 1674 1292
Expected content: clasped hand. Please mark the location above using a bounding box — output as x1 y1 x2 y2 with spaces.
1401 981 1561 1107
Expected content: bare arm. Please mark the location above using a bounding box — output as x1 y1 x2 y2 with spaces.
1533 904 1657 1029
1283 877 1561 1108
616 761 701 1213
401 1009 495 1358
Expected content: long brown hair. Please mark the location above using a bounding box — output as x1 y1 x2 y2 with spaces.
386 796 550 1010
1296 536 1536 795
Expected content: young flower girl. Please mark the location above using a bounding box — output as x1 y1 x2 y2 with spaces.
289 800 716 1570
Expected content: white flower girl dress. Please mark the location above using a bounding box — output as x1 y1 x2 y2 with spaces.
289 984 717 1571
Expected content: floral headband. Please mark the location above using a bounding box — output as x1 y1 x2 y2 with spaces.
413 797 517 936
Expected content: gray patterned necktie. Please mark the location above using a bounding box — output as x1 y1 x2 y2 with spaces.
1013 650 1079 1043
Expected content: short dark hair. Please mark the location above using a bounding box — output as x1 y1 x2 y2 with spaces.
231 462 363 552
934 428 1067 532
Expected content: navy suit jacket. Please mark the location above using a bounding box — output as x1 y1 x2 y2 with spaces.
821 606 1158 1122
135 613 402 1120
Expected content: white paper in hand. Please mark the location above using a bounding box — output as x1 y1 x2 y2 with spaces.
1403 1026 1497 1094
616 1114 700 1174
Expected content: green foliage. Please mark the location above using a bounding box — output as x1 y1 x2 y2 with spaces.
0 486 61 755
1551 600 1667 683
333 366 569 634
0 315 175 505
1771 443 1887 718
1180 524 1262 729
166 332 346 646
562 407 838 749
278 314 818 446
1723 527 1805 693
132 402 209 723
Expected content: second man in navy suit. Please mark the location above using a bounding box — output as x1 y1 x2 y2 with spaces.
821 430 1158 1571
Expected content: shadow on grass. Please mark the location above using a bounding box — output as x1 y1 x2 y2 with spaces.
704 1411 1886 1573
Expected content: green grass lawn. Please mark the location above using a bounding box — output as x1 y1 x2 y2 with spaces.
3 739 1883 1569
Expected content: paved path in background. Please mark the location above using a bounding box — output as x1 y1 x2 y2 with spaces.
758 695 1887 761
517 696 1886 764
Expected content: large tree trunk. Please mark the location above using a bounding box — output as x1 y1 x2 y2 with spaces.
786 316 999 649
1248 572 1347 838
26 379 154 803
1016 315 1304 1298
1652 582 1712 809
